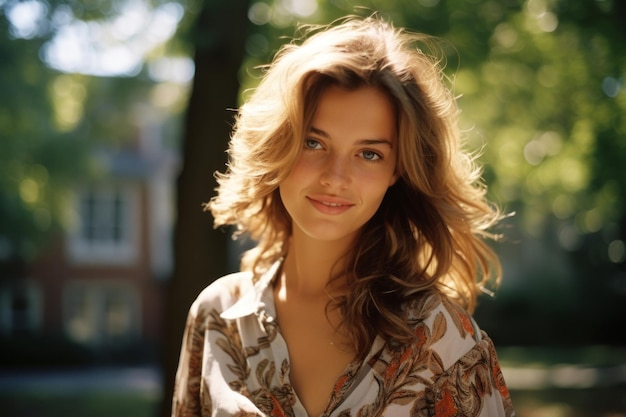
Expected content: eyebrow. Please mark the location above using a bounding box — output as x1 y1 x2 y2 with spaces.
309 126 394 148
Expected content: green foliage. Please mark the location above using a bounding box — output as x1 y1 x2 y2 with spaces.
468 1 625 236
1 392 160 417
0 0 184 263
0 2 81 260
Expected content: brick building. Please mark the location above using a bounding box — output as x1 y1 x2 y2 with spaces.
0 121 178 364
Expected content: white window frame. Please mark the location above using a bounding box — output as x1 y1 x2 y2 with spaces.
67 182 139 265
63 280 141 347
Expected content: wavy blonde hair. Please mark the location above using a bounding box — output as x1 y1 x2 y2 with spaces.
207 16 504 357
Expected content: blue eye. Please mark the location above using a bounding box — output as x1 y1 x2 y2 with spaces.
360 150 382 161
305 138 322 149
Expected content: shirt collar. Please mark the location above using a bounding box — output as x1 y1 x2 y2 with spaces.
220 260 281 320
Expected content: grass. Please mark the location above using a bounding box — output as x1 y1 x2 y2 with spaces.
497 345 626 368
499 345 626 416
511 387 626 417
1 391 161 417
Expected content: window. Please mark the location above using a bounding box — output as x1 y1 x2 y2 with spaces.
64 281 140 347
81 188 126 245
0 281 42 336
68 183 139 265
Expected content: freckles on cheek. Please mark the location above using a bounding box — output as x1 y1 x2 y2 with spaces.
291 157 319 178
357 167 392 184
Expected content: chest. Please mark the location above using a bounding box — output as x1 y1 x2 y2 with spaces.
274 295 356 416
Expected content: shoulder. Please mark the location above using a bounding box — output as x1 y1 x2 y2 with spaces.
406 293 514 414
404 290 481 371
187 271 255 319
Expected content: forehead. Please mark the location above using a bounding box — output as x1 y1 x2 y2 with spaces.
310 85 397 143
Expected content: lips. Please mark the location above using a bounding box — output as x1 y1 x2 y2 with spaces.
306 195 354 215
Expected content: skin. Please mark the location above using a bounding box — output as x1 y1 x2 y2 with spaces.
275 84 398 416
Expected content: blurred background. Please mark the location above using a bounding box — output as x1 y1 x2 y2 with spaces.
1 0 625 416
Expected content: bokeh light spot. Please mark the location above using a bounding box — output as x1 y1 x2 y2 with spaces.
608 240 625 263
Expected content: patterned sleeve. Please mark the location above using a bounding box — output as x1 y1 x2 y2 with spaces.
427 333 515 417
171 302 209 417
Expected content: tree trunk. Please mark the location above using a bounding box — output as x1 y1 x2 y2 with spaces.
161 1 251 415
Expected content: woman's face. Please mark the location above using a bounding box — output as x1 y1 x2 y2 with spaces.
279 84 398 245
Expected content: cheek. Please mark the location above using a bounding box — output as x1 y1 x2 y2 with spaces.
356 165 397 190
279 161 309 207
361 171 396 208
285 156 316 182
369 189 390 211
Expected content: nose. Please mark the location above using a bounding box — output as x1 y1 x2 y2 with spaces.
320 153 350 188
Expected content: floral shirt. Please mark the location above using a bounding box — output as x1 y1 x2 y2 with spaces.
172 262 515 417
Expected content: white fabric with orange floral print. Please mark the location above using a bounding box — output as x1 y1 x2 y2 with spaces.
171 261 515 417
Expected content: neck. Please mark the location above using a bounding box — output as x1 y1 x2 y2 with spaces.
281 230 353 297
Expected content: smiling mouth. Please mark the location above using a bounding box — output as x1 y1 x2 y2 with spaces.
308 196 352 206
307 196 354 214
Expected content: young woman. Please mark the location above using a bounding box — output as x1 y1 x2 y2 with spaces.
172 16 514 417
